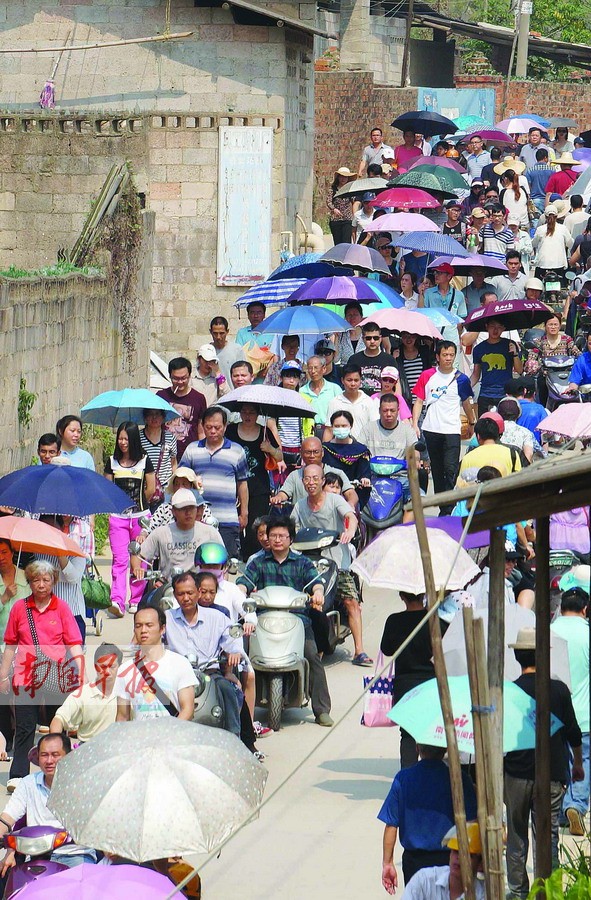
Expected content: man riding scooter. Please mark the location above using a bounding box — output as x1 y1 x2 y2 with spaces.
236 517 334 727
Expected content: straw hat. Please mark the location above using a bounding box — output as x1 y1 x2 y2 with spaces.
335 166 354 177
509 626 536 650
554 152 576 166
493 156 526 176
166 466 200 494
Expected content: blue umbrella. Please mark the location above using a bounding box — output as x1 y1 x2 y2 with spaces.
254 305 350 335
234 278 307 308
417 307 464 327
0 466 133 516
80 389 178 428
391 232 472 257
269 252 321 275
269 261 353 281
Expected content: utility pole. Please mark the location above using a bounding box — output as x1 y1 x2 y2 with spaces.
515 0 532 78
400 0 415 87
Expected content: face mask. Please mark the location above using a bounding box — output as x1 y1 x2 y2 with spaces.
197 567 224 584
333 426 351 440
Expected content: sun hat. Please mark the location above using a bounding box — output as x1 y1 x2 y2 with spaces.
493 156 526 176
525 277 544 292
443 822 482 855
336 166 354 177
171 488 198 509
198 343 218 362
509 625 535 649
545 204 558 217
554 152 576 166
167 466 200 494
380 366 400 381
433 262 454 276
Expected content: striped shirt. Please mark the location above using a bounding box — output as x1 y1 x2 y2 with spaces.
402 356 426 394
140 429 177 490
36 553 86 618
179 438 248 527
480 223 514 261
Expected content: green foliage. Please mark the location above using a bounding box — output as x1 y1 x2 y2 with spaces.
94 513 110 556
17 377 37 429
527 836 591 899
81 424 115 466
0 262 103 280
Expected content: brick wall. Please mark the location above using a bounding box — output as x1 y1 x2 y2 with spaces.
314 71 417 220
454 76 591 131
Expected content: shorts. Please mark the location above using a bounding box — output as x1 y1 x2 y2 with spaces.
336 570 360 604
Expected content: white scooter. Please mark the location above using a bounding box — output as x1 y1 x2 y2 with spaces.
238 563 332 731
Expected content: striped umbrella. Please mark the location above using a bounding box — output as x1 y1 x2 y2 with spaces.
234 278 307 308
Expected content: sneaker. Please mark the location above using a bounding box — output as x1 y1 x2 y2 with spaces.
566 807 585 836
315 713 334 727
6 778 21 794
107 604 124 619
37 725 49 734
253 721 272 738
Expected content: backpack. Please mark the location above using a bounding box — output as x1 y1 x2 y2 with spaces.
507 443 530 471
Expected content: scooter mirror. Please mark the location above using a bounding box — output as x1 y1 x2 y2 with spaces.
229 558 245 575
565 270 577 282
138 516 151 529
316 560 331 575
171 567 185 577
242 600 257 614
229 624 244 638
580 384 591 394
128 540 141 555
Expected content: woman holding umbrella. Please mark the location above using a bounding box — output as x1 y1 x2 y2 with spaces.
0 540 27 754
104 422 155 616
226 404 282 559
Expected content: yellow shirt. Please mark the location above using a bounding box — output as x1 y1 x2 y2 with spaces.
54 681 117 741
456 442 519 489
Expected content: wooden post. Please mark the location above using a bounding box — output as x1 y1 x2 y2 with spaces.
406 448 475 900
534 516 552 879
487 528 505 828
400 0 414 87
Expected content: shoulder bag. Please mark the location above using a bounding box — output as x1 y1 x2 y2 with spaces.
360 652 395 727
149 434 168 512
25 603 64 695
136 658 179 717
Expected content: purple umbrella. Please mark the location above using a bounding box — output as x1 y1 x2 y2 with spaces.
402 516 489 549
464 297 554 331
287 275 403 307
16 863 175 899
320 243 391 275
464 129 511 144
428 253 508 275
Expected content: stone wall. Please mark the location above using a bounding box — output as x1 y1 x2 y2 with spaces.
454 76 591 130
2 269 150 471
318 9 406 87
314 71 417 220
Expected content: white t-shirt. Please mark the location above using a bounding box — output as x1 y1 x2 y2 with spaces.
115 649 197 720
413 367 473 435
326 392 377 439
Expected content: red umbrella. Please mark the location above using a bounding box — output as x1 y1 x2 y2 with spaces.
408 155 466 173
370 187 441 210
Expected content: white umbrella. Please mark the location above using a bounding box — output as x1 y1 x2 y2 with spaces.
48 719 267 861
362 212 441 233
351 525 481 593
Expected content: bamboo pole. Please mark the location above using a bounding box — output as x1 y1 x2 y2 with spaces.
0 32 194 54
487 528 505 829
534 516 552 879
406 447 475 900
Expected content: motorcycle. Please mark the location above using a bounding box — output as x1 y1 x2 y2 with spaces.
542 356 578 411
359 456 406 545
292 527 350 653
542 269 563 313
128 539 180 611
239 567 329 731
2 825 71 899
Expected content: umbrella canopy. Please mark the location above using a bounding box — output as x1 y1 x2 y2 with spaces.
428 253 508 275
391 111 458 138
321 243 391 275
317 280 405 317
393 164 468 193
416 307 464 327
254 304 350 335
442 606 571 687
268 261 352 282
234 277 307 308
0 516 86 558
388 676 563 755
392 232 472 257
334 177 388 199
453 115 493 131
351 524 480 592
464 298 554 332
497 117 544 134
536 404 591 439
48 719 267 860
512 113 551 127
401 515 489 548
0 466 132 516
363 212 440 234
371 187 442 209
464 128 511 144
407 155 466 173
360 308 442 340
269 252 321 274
16 863 175 900
220 384 316 419
547 116 578 129
80 389 178 428
287 275 403 307
385 170 458 199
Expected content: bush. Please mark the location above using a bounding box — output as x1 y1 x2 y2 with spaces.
94 513 110 556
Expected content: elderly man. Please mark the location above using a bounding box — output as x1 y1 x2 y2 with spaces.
520 126 555 170
131 487 223 580
165 571 243 737
314 339 341 385
271 436 359 509
237 517 333 726
0 734 96 874
291 465 371 667
180 406 249 557
209 316 244 382
300 355 343 429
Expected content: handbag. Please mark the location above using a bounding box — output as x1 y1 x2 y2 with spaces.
25 603 64 695
360 652 395 728
149 435 168 512
81 560 112 610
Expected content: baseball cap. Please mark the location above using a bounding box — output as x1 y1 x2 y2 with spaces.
380 366 400 381
198 343 218 362
480 410 505 435
445 199 461 209
361 191 376 202
574 136 585 146
315 339 336 353
281 361 303 374
171 488 198 509
434 262 455 276
471 207 486 219
471 178 484 187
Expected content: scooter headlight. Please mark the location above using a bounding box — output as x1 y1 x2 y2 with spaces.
258 617 298 634
211 705 223 719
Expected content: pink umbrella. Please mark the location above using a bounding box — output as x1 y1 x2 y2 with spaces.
428 253 508 275
370 187 442 209
497 117 542 134
408 155 466 173
536 404 591 439
363 212 440 234
464 129 511 144
360 307 443 339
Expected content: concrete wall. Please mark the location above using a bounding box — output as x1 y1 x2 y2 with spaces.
2 270 150 471
318 9 406 86
1 0 316 356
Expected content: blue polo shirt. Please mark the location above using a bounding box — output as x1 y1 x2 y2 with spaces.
569 352 591 387
518 398 548 443
423 286 467 318
378 759 477 850
180 438 248 527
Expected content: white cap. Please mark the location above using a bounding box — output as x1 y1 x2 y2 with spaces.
525 277 544 292
198 343 218 362
49 456 71 466
171 488 198 508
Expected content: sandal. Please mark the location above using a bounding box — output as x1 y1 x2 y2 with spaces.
352 653 374 667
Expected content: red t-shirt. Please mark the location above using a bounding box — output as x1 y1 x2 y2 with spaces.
545 169 577 196
4 595 82 689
